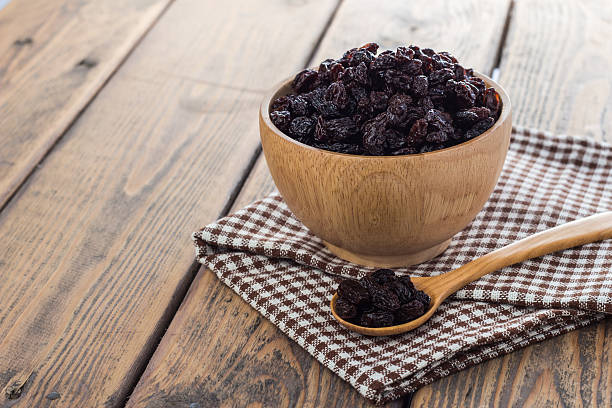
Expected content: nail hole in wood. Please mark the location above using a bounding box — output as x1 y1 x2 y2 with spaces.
13 37 33 46
76 58 98 69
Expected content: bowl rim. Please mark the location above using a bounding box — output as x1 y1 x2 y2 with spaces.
260 70 511 158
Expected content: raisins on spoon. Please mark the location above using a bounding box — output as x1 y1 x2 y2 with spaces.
360 310 394 327
335 297 357 320
333 269 432 328
337 279 369 305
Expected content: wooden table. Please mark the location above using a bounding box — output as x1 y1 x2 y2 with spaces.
1 0 610 406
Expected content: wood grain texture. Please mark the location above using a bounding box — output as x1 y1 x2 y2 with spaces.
0 0 172 209
312 0 511 75
411 320 612 407
0 0 338 407
128 1 512 406
498 0 612 142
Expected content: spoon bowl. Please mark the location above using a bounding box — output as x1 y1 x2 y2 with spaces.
330 212 612 336
331 276 440 336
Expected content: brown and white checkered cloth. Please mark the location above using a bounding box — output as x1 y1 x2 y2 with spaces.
193 127 612 404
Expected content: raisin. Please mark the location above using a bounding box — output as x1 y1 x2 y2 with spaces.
362 113 388 155
387 94 413 127
370 268 396 284
426 109 454 140
293 69 318 93
335 297 357 320
392 146 419 155
428 87 447 108
371 287 400 311
454 64 466 80
353 62 370 86
399 276 415 291
308 88 341 118
389 279 415 303
411 75 428 97
447 80 476 109
316 116 358 143
394 300 425 324
329 63 345 81
289 95 310 116
360 42 379 54
352 113 367 127
466 117 495 139
337 279 369 305
360 310 394 328
352 49 375 67
384 70 411 93
428 68 454 85
440 51 458 63
422 48 435 56
270 110 291 131
384 128 406 151
484 87 502 117
289 117 315 139
402 59 423 76
370 52 396 70
315 143 362 155
418 96 434 111
470 106 492 119
325 81 348 110
271 96 291 112
454 110 480 128
420 144 437 153
414 290 431 308
359 275 379 294
408 118 428 145
369 91 389 112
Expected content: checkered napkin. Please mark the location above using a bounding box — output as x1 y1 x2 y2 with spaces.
193 127 612 404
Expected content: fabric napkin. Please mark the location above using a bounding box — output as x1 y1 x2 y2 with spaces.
193 127 612 404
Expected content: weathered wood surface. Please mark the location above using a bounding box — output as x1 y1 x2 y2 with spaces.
497 0 612 142
0 0 173 209
127 0 512 406
2 0 610 407
411 321 612 407
0 0 339 406
311 0 511 73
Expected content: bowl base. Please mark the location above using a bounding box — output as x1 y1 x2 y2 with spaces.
323 239 451 268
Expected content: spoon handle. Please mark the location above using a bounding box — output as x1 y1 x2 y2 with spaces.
436 211 612 299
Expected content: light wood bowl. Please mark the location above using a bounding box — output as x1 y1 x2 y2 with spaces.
259 72 512 267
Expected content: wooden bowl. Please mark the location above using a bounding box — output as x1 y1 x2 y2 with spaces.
259 72 512 267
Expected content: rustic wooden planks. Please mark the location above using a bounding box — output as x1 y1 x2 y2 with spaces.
411 320 612 407
497 0 612 142
127 1 512 406
0 0 339 406
0 0 173 209
310 0 511 75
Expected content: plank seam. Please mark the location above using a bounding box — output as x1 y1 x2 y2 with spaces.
490 0 515 76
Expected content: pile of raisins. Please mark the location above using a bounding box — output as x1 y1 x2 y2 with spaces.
270 43 502 155
334 269 430 328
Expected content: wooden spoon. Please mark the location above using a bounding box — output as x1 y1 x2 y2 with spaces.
331 212 612 336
